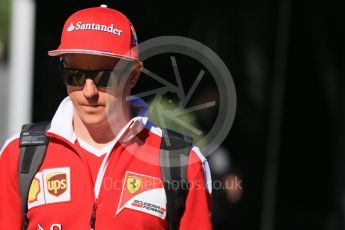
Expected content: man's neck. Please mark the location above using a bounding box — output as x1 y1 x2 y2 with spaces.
73 111 132 150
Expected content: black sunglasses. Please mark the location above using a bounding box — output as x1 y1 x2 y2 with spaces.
59 60 136 88
61 67 116 88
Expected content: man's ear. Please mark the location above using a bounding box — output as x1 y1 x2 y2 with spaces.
129 61 143 88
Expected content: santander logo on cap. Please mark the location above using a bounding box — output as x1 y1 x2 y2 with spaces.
66 21 123 36
48 5 139 61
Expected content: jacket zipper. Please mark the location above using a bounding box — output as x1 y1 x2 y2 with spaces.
90 202 97 230
46 133 99 229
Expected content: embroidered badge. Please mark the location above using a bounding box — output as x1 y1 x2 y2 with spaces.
28 167 71 209
116 171 167 219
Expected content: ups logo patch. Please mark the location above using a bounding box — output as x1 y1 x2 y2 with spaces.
46 173 68 196
28 167 71 210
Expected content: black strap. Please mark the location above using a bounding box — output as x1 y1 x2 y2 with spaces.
18 121 51 230
160 128 193 230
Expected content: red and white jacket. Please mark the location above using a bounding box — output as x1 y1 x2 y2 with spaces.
0 97 212 230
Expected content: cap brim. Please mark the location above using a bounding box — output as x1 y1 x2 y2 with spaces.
48 49 138 62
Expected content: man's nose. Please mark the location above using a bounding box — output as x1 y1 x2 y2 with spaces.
83 79 98 98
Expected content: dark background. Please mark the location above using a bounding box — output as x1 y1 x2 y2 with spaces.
32 1 344 229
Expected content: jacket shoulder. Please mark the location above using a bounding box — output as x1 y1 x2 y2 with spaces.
0 134 20 158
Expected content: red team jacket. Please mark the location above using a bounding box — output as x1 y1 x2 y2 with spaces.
0 97 212 229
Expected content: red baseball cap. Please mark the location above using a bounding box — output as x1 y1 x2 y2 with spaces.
48 5 139 61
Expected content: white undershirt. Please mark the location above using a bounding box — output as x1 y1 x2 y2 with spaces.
77 136 116 157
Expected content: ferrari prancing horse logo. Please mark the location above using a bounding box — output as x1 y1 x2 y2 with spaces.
127 176 141 194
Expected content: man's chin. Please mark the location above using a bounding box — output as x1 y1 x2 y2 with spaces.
80 115 107 126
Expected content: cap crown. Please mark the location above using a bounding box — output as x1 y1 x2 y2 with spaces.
48 6 138 61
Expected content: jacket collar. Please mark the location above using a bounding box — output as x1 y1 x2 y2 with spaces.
47 96 149 144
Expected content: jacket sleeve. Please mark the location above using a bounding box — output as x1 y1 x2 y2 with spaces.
179 146 213 230
0 137 23 229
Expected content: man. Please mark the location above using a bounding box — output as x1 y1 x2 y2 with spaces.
0 5 212 229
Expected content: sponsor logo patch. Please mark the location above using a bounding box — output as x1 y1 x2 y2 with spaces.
28 178 40 203
127 176 141 194
116 171 167 219
66 21 123 36
46 172 68 196
28 167 71 209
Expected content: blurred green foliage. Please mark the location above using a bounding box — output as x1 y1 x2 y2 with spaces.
0 0 10 47
148 96 205 143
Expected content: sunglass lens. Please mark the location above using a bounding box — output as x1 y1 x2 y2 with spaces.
63 69 114 87
75 73 86 86
63 70 84 87
94 71 112 87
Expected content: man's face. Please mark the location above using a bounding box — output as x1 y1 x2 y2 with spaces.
63 54 141 126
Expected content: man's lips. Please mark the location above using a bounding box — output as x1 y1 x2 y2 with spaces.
81 104 104 107
80 104 105 112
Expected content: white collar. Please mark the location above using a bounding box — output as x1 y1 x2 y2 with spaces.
47 96 149 146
